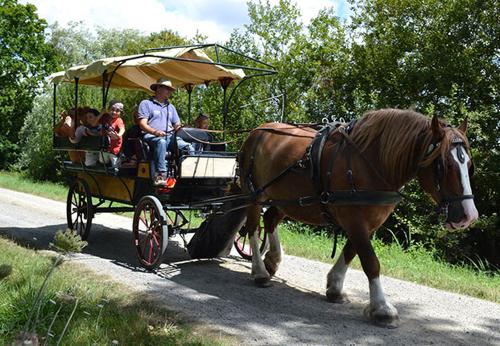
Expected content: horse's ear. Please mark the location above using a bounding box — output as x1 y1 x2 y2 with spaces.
431 114 445 141
458 117 468 134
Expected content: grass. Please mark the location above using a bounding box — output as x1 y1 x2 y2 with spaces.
0 236 231 346
279 224 500 303
0 171 68 202
1 170 499 304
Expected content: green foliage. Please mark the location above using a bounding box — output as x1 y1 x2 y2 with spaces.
0 238 225 345
15 88 63 181
0 264 12 280
0 0 56 166
280 222 500 302
50 229 87 254
7 0 499 268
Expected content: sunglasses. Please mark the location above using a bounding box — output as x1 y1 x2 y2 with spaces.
110 108 122 112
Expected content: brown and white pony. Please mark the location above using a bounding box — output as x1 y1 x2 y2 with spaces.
239 108 478 327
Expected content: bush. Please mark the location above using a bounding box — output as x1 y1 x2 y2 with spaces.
15 87 65 182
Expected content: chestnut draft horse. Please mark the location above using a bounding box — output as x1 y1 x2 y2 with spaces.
239 108 478 327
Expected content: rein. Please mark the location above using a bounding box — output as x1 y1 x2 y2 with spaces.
178 123 317 146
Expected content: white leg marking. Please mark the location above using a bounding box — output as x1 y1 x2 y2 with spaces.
264 231 283 271
250 230 269 279
365 277 399 325
326 252 347 295
369 278 388 307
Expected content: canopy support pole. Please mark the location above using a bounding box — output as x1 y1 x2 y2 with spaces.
220 78 232 140
186 84 194 123
74 77 79 134
52 83 57 148
102 71 108 109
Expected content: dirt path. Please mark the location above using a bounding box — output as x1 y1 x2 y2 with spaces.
0 187 498 345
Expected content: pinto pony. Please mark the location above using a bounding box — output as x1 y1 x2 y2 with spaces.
238 108 478 327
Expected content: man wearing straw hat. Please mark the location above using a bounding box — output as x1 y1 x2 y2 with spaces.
138 77 184 186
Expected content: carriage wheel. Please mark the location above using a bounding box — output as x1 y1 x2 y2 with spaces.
132 196 168 270
66 179 93 240
234 222 267 261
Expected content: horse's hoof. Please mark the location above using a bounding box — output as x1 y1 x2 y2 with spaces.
326 291 350 304
264 262 277 277
364 304 400 329
254 277 272 288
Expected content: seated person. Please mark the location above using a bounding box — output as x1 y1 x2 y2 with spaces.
138 78 190 186
54 107 89 138
194 113 209 130
100 100 126 168
69 108 108 166
175 113 212 153
122 106 143 165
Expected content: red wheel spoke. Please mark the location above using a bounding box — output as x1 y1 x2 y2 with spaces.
141 209 149 228
152 230 160 247
139 215 149 230
147 238 153 264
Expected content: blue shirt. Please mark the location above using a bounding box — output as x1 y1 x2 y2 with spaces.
138 97 180 132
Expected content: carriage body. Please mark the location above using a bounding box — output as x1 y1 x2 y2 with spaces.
50 44 275 269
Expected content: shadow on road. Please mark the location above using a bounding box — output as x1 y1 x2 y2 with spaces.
1 222 498 346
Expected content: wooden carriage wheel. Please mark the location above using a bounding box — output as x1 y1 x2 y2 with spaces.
66 178 93 240
234 218 268 261
132 196 169 270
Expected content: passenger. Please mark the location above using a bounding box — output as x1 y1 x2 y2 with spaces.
55 107 88 138
100 100 126 168
69 108 103 166
194 114 209 130
138 78 192 186
193 113 211 152
122 106 142 165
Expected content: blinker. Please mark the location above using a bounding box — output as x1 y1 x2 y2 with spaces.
456 145 465 163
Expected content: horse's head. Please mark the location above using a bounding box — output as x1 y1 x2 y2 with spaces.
417 115 478 230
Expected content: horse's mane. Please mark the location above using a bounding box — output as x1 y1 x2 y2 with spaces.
350 108 467 184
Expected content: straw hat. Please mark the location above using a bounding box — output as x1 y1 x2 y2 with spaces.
150 77 176 91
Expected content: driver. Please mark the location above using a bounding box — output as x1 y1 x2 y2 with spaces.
138 78 193 186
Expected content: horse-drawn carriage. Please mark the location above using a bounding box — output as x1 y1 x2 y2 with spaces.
50 44 275 269
51 43 479 327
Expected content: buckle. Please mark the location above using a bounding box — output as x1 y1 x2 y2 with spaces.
320 191 331 204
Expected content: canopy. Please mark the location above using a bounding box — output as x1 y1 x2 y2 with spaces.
48 47 245 93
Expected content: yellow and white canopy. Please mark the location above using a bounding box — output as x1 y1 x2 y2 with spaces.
48 47 245 93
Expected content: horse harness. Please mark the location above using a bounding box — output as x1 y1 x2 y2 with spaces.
428 136 474 222
242 120 403 224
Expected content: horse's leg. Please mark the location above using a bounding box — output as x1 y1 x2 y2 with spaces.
354 233 399 328
248 205 270 287
263 207 285 277
326 239 356 303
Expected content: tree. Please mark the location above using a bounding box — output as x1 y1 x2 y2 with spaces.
0 0 56 167
347 0 499 267
244 0 306 122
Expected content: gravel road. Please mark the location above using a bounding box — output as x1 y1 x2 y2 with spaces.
0 187 498 345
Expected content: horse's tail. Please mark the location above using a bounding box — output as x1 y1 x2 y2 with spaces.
187 181 247 259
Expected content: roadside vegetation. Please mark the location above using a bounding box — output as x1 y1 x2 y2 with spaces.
1 0 497 273
1 171 498 304
0 234 230 345
280 223 500 303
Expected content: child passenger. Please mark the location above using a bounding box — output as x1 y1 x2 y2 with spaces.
101 100 126 167
69 108 104 166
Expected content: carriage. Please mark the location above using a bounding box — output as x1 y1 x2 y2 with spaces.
50 44 275 269
49 43 479 328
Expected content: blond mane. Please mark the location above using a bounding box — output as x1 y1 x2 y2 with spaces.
350 109 467 185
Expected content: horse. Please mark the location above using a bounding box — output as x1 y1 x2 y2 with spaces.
238 108 478 328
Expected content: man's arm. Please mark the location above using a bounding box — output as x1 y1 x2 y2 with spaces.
173 122 182 131
139 118 166 137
